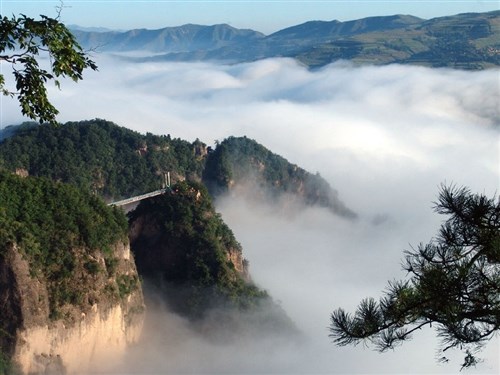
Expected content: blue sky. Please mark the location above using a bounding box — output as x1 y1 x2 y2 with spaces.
1 0 499 34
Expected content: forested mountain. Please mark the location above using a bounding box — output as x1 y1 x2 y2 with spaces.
0 172 131 319
0 120 203 199
128 179 295 333
203 136 357 219
73 11 500 69
0 120 354 217
0 121 311 372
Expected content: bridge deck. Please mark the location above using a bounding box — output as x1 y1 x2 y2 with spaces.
108 188 168 207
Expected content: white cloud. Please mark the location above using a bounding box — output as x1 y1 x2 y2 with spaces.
3 55 499 373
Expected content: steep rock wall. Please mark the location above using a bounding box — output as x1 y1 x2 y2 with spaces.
0 241 144 374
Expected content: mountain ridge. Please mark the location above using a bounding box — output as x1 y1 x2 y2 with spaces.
266 14 423 40
72 23 264 53
72 11 500 69
0 120 354 219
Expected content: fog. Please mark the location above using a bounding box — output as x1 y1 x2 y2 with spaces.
2 57 499 373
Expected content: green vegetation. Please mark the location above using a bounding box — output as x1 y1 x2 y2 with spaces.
116 274 140 299
329 185 500 369
0 119 204 199
204 136 311 193
0 121 354 328
0 123 319 333
0 12 97 123
0 122 354 217
129 180 268 318
0 171 128 317
203 136 357 218
295 11 500 69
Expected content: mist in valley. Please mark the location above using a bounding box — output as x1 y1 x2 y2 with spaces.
2 56 498 373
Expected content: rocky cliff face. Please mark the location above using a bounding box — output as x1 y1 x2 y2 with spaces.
0 240 144 374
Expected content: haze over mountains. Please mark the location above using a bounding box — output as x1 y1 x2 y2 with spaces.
72 10 500 69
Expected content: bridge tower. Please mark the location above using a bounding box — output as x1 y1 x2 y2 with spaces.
162 172 171 189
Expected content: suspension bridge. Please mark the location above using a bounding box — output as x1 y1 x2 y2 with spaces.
108 172 171 207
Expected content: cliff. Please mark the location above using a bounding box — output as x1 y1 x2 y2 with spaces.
128 180 258 319
127 180 298 340
0 242 144 374
0 173 145 374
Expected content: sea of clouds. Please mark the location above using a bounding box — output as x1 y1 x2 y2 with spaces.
1 56 499 373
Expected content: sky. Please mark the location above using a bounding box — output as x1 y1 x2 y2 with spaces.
0 0 499 34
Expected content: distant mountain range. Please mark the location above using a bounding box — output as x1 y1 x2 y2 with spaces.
73 23 264 54
72 11 500 69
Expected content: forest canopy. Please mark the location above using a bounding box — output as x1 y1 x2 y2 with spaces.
0 120 204 199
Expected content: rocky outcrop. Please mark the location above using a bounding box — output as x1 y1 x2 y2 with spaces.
0 241 144 374
226 247 250 281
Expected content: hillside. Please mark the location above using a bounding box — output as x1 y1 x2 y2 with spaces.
0 120 354 217
203 136 357 219
73 11 500 69
296 11 500 69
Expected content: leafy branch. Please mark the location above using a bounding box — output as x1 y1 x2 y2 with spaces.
0 11 97 123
